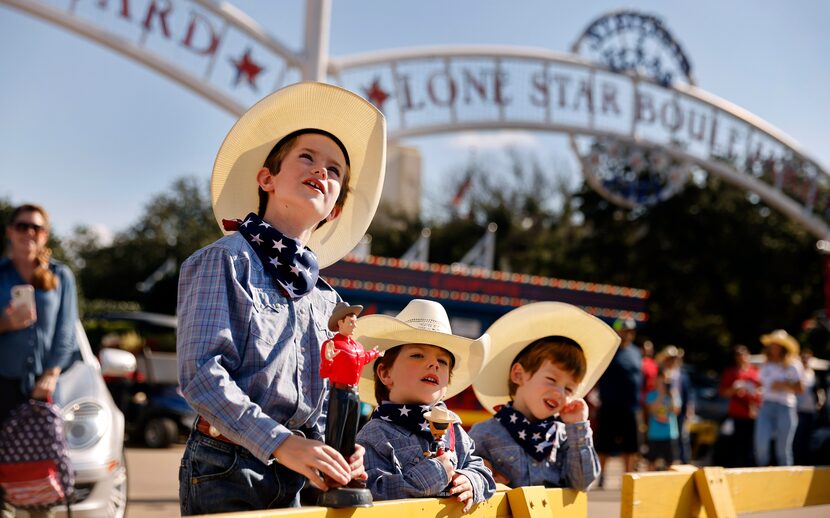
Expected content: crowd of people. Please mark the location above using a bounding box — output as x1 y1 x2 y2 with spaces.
590 320 826 478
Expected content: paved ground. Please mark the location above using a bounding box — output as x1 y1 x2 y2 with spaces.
126 446 830 517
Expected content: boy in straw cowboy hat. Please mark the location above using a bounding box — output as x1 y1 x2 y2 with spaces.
754 329 804 467
469 302 620 490
353 299 496 511
176 82 386 514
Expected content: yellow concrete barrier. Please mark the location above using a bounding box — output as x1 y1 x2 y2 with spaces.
193 486 586 518
621 465 830 518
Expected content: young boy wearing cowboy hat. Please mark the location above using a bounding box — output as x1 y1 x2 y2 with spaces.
469 302 620 490
176 82 386 514
754 329 804 466
353 299 496 512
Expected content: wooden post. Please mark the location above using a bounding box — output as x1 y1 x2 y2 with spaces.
694 467 736 518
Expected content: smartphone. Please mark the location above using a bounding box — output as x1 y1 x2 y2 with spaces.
11 284 37 319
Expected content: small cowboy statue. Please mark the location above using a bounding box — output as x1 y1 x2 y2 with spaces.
318 302 382 507
423 406 461 497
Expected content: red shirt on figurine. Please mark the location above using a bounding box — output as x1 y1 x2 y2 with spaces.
320 303 382 386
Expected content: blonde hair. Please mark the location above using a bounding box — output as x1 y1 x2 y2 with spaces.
8 204 58 291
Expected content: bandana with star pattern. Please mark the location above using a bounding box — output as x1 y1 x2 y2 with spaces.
494 403 563 462
223 213 320 299
371 402 451 445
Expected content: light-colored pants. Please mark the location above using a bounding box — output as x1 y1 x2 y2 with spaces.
754 400 797 466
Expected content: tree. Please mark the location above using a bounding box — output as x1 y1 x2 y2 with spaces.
69 176 220 314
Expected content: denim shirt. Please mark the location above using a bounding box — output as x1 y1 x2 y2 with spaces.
0 258 78 395
356 417 496 502
468 417 600 491
177 233 339 464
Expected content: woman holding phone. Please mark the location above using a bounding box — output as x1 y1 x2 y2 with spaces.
0 203 79 418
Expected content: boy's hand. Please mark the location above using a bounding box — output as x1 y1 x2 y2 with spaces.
450 473 475 512
435 451 456 481
482 458 510 485
559 398 589 424
348 443 368 481
273 435 351 491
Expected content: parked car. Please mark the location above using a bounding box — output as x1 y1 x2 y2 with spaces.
40 321 132 518
88 312 196 448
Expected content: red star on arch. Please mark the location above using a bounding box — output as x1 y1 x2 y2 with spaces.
364 78 390 111
230 48 264 90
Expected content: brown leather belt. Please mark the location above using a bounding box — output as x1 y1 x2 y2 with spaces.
196 416 238 446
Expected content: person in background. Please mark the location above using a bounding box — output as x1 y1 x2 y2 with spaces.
655 346 694 464
644 369 681 471
754 330 803 467
718 344 761 467
794 349 823 465
639 340 658 453
596 318 643 483
0 203 80 518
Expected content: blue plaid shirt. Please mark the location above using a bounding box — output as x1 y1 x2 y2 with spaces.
468 417 600 490
356 417 496 502
177 233 339 464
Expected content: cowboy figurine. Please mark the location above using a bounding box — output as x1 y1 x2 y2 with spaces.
319 302 382 506
423 406 461 459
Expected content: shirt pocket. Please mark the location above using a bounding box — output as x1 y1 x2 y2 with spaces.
388 438 428 472
249 287 292 348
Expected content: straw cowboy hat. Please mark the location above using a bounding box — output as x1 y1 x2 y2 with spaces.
355 299 490 406
760 329 800 357
423 406 461 425
473 302 621 414
655 345 685 365
328 302 363 332
210 82 386 268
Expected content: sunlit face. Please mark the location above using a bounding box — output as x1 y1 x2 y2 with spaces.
377 344 452 405
6 210 48 259
511 360 578 421
261 133 346 225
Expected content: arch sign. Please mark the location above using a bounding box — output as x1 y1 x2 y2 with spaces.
6 0 829 239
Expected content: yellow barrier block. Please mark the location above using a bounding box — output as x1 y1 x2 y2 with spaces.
505 486 585 518
191 490 514 518
620 471 704 518
694 467 735 518
725 466 830 513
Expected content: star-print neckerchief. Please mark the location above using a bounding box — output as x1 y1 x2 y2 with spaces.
223 213 319 299
372 402 449 444
494 403 562 462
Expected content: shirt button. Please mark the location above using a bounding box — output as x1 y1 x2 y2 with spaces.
301 347 306 353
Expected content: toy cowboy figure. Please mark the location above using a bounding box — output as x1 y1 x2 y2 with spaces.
319 302 382 506
423 406 461 497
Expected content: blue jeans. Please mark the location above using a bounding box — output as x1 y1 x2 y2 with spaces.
754 401 797 466
179 429 305 515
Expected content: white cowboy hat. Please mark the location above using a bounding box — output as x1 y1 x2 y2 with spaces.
211 82 386 268
423 406 461 425
355 299 490 406
473 302 621 414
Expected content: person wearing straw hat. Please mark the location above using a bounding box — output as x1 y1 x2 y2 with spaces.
353 299 495 511
754 329 804 467
468 302 620 490
176 82 386 514
654 345 694 463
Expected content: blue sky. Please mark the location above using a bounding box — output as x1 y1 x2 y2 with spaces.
1 0 828 241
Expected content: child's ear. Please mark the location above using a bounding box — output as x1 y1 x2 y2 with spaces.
256 167 275 192
510 363 527 386
376 363 393 388
325 205 342 222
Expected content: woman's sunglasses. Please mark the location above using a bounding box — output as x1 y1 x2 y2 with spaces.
12 222 47 234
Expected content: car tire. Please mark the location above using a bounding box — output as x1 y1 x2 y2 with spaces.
143 416 178 448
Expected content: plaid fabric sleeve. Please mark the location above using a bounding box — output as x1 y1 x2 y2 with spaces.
177 245 291 463
454 425 497 503
560 422 601 491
